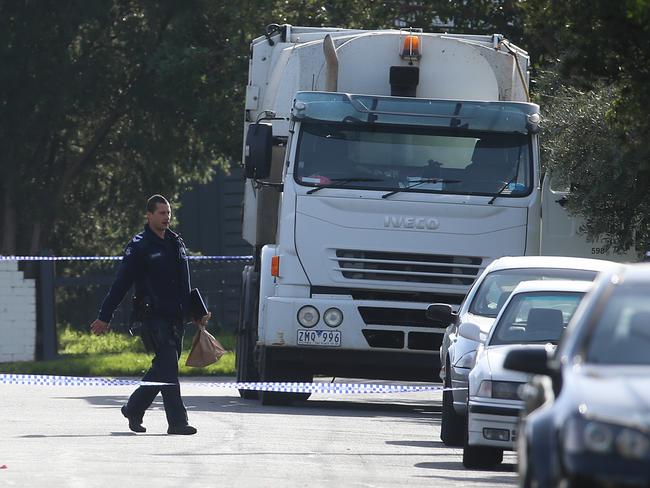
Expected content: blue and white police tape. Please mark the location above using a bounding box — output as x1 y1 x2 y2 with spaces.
0 255 253 262
0 374 461 394
0 374 170 387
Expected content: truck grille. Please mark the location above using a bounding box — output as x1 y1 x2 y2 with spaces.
334 250 482 286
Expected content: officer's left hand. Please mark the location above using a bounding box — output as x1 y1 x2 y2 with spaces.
194 312 211 327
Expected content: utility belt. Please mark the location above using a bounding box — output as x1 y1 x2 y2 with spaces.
129 295 156 352
129 295 183 353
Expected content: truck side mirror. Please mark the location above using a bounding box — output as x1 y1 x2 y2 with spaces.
244 123 273 179
426 303 455 324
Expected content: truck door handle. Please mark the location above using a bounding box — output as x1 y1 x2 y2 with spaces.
555 196 568 207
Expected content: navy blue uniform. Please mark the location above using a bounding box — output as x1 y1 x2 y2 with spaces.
98 224 192 428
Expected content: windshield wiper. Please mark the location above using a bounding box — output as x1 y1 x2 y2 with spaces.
487 176 518 205
382 178 461 199
306 177 384 194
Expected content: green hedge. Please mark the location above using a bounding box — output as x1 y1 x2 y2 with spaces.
0 327 236 377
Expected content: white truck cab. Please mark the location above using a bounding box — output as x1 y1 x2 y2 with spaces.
235 25 583 405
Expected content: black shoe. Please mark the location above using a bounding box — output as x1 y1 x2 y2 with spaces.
121 405 146 433
167 424 197 435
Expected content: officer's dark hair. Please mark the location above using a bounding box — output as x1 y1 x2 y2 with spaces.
146 194 170 214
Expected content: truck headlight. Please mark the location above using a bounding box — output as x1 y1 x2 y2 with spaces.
323 308 343 327
297 306 319 328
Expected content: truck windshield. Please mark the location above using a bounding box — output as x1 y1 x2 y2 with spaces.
294 123 532 196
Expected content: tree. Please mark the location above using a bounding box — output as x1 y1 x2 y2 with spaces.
0 0 242 257
0 0 540 259
522 0 650 253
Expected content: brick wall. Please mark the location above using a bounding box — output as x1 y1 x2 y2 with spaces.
0 261 37 362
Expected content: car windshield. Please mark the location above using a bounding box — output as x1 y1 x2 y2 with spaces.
585 286 650 365
469 268 598 318
489 291 585 345
294 122 532 196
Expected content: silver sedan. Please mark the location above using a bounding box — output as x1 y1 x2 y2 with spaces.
427 255 616 446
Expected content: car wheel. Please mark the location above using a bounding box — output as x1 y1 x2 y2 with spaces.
440 360 465 446
462 414 503 468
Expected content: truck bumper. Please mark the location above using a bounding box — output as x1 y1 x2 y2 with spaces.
263 345 439 382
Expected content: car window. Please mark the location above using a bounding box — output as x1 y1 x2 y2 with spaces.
586 287 650 365
469 268 597 318
489 291 585 345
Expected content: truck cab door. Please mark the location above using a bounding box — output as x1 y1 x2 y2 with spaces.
540 171 634 262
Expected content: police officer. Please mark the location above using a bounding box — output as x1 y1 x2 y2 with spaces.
90 194 205 435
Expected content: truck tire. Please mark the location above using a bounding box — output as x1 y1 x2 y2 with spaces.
440 360 465 446
236 266 260 400
259 347 312 406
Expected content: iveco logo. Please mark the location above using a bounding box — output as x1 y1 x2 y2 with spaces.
384 216 440 230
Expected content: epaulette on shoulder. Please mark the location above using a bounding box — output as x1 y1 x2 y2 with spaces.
131 231 145 244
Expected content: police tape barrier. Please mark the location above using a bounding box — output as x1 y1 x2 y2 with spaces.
0 255 253 262
0 374 170 387
0 374 462 394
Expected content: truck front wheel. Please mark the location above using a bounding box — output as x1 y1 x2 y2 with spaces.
236 265 260 400
259 347 313 406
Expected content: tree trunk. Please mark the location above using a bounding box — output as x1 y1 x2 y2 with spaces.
1 183 17 255
29 221 42 256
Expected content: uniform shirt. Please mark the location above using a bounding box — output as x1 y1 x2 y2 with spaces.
98 224 191 323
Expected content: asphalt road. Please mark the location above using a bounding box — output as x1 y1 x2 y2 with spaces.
0 377 517 487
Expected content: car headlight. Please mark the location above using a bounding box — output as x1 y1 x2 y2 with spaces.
616 428 650 459
297 305 319 328
476 380 522 400
564 416 650 460
454 350 477 369
323 308 343 327
583 421 614 453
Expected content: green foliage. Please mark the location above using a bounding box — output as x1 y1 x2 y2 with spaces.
0 351 235 377
537 74 649 252
1 0 649 256
59 326 144 354
0 326 237 376
523 1 650 252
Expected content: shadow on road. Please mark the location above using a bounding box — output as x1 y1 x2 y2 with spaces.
18 433 166 438
413 459 517 485
60 393 442 420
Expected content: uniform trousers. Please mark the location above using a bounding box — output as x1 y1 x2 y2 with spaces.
124 316 187 427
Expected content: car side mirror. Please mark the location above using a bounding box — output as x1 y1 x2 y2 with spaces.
503 348 551 376
244 123 273 179
458 322 484 343
426 303 456 324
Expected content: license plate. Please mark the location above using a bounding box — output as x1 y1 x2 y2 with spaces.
297 329 341 347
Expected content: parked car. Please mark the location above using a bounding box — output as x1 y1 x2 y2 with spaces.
462 279 592 468
505 264 650 487
427 256 617 446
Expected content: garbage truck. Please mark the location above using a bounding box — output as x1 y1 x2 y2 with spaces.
235 24 623 404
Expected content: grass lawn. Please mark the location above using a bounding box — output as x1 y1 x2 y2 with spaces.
0 326 237 377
